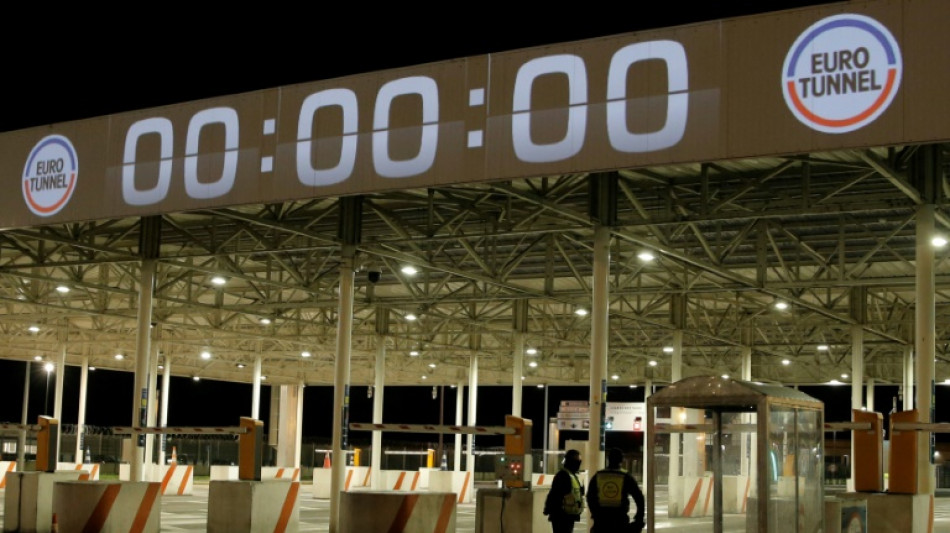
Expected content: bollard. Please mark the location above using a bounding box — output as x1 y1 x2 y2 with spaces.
239 417 264 481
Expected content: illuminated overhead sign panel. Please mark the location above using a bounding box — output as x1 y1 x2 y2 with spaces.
0 0 946 229
782 13 902 133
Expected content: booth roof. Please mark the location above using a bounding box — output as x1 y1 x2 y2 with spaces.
648 375 824 410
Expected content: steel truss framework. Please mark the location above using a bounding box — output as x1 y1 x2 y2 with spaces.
0 144 948 388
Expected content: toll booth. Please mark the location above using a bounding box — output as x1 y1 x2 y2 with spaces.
646 376 824 533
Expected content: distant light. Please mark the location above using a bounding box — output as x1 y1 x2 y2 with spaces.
574 308 588 316
114 354 124 360
830 379 841 385
56 285 70 294
428 363 437 368
401 266 418 276
193 376 200 382
200 351 212 360
158 365 164 370
33 355 42 361
521 376 525 381
537 384 544 389
782 359 791 366
611 374 619 381
211 276 227 286
663 346 674 353
526 348 537 355
410 350 420 357
421 375 427 380
841 373 849 379
259 318 271 325
43 362 54 373
932 235 948 248
944 378 950 385
774 301 788 311
721 374 730 380
89 367 96 371
817 344 829 351
936 451 942 459
405 313 417 321
28 325 40 333
648 360 658 367
260 376 267 381
236 364 246 369
450 384 457 388
629 384 637 389
637 251 655 262
528 361 538 368
301 351 312 358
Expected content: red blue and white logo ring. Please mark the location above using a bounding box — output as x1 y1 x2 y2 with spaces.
22 135 79 217
782 14 901 134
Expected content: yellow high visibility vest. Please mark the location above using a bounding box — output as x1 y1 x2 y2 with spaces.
595 471 626 507
561 469 583 515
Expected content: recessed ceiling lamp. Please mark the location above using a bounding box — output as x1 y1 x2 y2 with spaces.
200 351 212 360
575 308 588 317
637 251 655 262
774 300 789 311
301 351 312 358
55 285 70 294
401 266 418 276
211 276 227 286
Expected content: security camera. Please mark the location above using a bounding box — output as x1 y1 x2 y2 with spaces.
368 270 381 284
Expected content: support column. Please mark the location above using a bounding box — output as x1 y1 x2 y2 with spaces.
329 254 355 533
916 203 936 495
371 335 386 489
588 224 610 474
466 355 478 476
904 346 914 410
145 329 160 470
643 379 652 489
131 258 156 482
866 378 875 413
160 357 171 464
252 354 263 420
740 346 752 382
454 383 464 472
669 328 684 482
512 332 524 417
17 362 30 470
851 324 864 491
740 346 752 479
296 383 305 469
75 357 89 463
276 385 302 468
53 345 66 462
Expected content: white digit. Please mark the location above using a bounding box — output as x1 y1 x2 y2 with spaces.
297 88 358 186
372 76 438 178
607 40 688 152
512 54 587 163
184 107 239 199
122 118 173 206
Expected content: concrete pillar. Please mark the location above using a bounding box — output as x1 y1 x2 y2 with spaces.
454 383 464 472
371 337 386 489
18 362 30 470
295 383 305 469
851 324 864 491
740 346 752 381
252 354 262 420
53 345 66 461
330 255 355 533
276 385 302 467
669 330 684 481
75 357 89 463
588 224 610 473
915 204 936 495
512 332 524 417
131 258 156 482
466 355 478 476
866 378 875 413
145 332 159 469
643 379 651 490
740 347 752 479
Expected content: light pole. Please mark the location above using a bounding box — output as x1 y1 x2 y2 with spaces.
43 362 54 415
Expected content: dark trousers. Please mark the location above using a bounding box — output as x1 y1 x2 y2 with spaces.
591 518 629 533
550 519 576 533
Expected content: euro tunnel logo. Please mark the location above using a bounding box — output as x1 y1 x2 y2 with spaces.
22 135 78 217
782 14 901 134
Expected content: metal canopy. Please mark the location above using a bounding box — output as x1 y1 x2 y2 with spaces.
647 376 823 410
0 145 948 387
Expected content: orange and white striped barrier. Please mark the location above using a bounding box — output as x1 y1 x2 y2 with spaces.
668 474 714 518
428 471 474 503
4 471 85 531
208 479 299 533
57 462 102 481
386 470 423 492
262 466 301 481
531 471 587 489
53 480 161 533
340 491 456 533
312 466 372 498
158 463 194 496
0 460 16 488
721 475 750 514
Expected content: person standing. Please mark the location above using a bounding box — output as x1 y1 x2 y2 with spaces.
543 449 585 533
587 447 645 533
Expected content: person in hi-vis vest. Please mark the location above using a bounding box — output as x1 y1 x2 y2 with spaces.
543 449 584 533
587 447 645 533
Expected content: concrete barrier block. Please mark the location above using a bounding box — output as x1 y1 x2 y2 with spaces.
53 480 160 533
0 461 16 489
208 480 299 533
311 467 372 498
210 465 239 481
262 466 301 481
56 463 101 481
4 471 84 533
157 464 194 496
428 471 473 503
340 491 456 533
668 473 714 518
384 470 423 492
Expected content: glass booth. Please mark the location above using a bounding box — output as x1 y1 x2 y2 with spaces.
646 376 824 533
